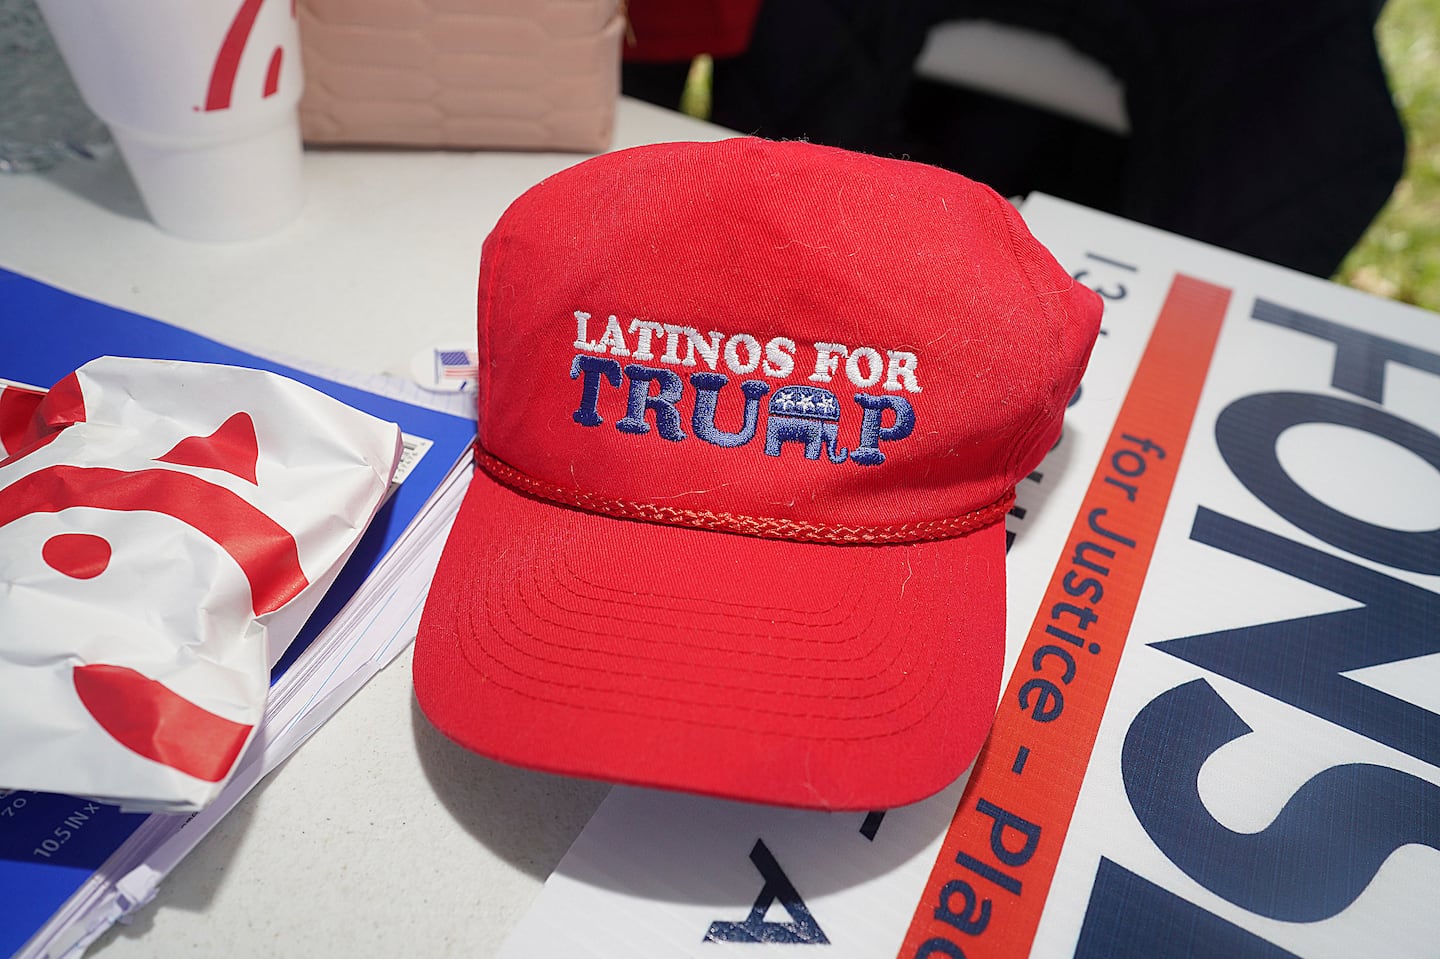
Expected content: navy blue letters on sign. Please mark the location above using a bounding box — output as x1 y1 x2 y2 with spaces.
1161 508 1440 768
1121 677 1440 922
705 840 829 945
1251 298 1440 404
1215 391 1440 575
1073 293 1440 954
1075 858 1301 959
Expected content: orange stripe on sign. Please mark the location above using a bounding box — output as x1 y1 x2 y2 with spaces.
897 274 1231 959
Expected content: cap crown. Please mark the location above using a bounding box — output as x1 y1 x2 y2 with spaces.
475 138 1100 538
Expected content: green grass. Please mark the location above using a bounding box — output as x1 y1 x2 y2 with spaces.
1335 0 1440 312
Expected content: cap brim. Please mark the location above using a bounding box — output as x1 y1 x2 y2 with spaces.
413 465 1006 811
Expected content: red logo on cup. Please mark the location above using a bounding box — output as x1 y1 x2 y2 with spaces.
204 0 297 111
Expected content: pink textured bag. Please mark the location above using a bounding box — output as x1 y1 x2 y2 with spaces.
297 0 623 152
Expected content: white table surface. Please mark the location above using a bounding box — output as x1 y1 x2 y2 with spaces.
0 96 731 959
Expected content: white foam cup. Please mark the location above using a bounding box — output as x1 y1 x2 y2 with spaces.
36 0 305 241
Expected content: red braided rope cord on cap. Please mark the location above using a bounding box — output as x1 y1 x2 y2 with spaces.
473 447 1015 545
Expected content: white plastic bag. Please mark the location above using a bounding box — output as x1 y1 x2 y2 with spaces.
0 357 402 811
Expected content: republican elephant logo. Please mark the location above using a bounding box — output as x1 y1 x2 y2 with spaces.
764 386 849 463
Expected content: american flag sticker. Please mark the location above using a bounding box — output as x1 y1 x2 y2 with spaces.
436 349 478 382
411 344 479 393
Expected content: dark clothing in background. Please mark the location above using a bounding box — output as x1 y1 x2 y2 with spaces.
623 0 1406 278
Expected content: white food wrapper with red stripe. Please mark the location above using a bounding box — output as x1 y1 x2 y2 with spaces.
0 357 403 812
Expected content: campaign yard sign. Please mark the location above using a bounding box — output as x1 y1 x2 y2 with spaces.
499 194 1440 959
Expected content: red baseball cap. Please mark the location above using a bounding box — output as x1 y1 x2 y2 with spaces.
414 137 1102 810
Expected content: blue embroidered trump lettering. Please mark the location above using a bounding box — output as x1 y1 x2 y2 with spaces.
566 353 920 467
570 355 623 426
617 364 687 441
850 393 916 466
691 373 770 448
